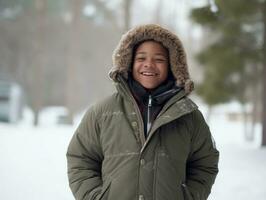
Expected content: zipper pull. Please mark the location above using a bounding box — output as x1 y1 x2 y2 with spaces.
148 95 152 107
147 95 152 133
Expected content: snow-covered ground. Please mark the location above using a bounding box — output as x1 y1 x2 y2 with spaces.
207 112 266 200
0 104 266 200
0 125 75 200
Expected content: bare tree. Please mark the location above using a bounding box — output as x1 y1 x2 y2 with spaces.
65 0 85 124
154 0 163 24
262 0 266 145
124 0 133 31
30 0 47 126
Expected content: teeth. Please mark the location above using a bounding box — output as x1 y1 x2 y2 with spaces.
141 72 157 76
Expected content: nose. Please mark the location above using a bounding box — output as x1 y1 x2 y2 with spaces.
144 59 154 68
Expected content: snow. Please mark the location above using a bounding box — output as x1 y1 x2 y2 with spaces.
0 125 75 200
0 104 266 200
207 112 266 200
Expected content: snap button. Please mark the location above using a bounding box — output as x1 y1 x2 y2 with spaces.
140 159 145 165
139 195 144 200
131 121 138 127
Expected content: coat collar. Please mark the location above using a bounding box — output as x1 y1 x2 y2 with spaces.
127 74 181 106
115 75 198 150
115 74 197 121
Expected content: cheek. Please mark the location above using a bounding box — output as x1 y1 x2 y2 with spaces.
132 64 139 78
159 65 169 79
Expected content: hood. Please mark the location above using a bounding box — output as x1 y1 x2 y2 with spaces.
109 24 194 94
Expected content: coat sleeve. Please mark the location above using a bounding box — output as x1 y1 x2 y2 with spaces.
66 106 104 200
185 110 219 200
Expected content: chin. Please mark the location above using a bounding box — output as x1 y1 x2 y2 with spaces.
142 83 160 90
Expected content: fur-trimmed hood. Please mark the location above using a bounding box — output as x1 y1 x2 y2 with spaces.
109 24 194 94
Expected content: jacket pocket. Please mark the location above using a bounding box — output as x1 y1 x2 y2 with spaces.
154 147 180 200
181 183 193 200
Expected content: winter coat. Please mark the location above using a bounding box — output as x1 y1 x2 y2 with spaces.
66 24 219 200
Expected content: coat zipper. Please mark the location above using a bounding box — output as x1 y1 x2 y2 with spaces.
147 95 152 134
140 91 189 153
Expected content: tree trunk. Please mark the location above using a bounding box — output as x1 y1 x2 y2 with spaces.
206 105 213 123
154 0 163 24
248 64 260 141
242 103 249 141
32 0 47 126
249 91 257 141
33 109 40 126
262 1 266 146
124 0 133 31
65 0 84 124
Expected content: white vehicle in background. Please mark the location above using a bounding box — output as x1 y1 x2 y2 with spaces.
39 106 70 126
0 80 24 123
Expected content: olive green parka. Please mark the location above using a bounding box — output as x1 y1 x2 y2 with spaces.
67 24 219 200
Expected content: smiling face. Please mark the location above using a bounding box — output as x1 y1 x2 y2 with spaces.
132 41 169 89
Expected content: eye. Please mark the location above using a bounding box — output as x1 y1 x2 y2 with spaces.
155 58 166 63
135 57 145 61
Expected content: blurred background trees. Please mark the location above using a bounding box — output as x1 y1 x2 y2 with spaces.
0 0 123 125
190 0 266 146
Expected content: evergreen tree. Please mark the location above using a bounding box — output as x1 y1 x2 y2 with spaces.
190 0 266 145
